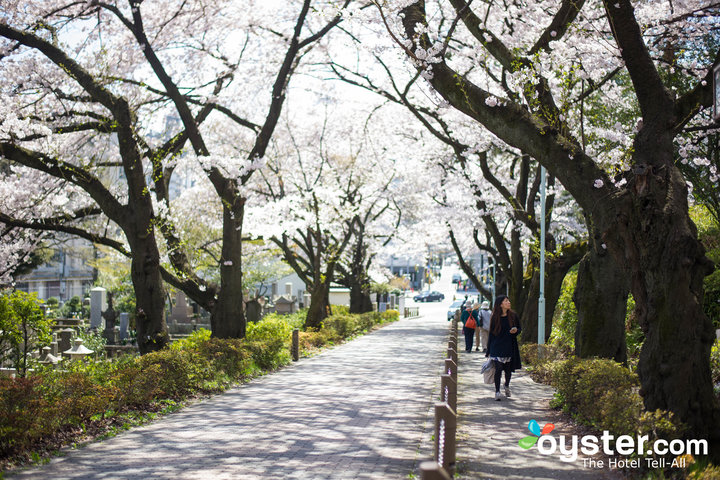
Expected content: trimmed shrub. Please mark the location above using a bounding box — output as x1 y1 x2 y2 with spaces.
0 376 48 456
246 315 293 370
548 357 682 448
136 348 214 399
196 338 254 379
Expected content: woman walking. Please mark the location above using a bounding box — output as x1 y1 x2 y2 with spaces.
486 295 522 400
460 301 478 352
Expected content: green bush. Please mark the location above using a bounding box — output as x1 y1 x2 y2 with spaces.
548 357 681 444
692 204 720 328
0 376 48 456
59 295 88 319
0 290 53 377
549 271 578 354
137 348 214 399
169 328 211 351
246 315 293 370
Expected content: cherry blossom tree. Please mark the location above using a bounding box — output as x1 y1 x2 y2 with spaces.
0 0 358 344
325 36 593 347
246 100 419 325
367 0 720 443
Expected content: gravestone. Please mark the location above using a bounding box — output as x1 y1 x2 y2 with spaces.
57 328 74 353
119 312 129 341
50 332 59 356
275 295 295 314
171 292 192 323
246 299 262 324
90 287 107 330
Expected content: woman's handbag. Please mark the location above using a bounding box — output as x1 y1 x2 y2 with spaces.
481 359 495 384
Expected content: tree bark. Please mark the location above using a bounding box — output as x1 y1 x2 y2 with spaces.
349 281 373 314
306 280 330 329
211 198 246 338
127 231 169 354
521 241 587 344
573 247 629 363
602 131 720 447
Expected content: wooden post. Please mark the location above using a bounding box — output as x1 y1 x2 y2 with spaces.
292 328 299 361
446 347 457 365
440 374 457 411
440 375 457 411
420 461 451 480
434 403 456 476
444 358 457 382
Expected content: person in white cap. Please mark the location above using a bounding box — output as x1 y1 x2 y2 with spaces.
475 300 491 352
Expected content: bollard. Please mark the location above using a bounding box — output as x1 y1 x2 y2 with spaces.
440 374 457 412
420 461 451 480
446 347 457 366
434 403 456 476
292 328 299 361
444 358 457 382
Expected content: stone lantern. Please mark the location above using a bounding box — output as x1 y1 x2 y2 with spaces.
63 339 94 361
38 346 60 367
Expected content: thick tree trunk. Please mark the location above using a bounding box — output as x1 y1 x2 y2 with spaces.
211 199 246 338
128 232 169 354
573 247 629 363
602 129 720 449
306 280 330 329
349 281 373 314
521 241 587 344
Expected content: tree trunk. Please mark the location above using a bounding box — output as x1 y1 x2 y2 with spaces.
573 247 629 363
128 232 169 354
521 241 587 344
601 128 720 449
306 280 330 329
346 231 374 314
349 281 373 314
211 198 246 338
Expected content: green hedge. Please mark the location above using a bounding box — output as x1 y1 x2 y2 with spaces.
0 308 399 463
521 351 681 451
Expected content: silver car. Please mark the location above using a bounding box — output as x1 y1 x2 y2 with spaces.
447 300 464 320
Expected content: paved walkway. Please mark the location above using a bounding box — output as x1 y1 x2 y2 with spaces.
454 350 623 479
9 310 447 480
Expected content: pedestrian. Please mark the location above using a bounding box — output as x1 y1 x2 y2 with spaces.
475 300 491 352
486 295 522 400
460 301 478 352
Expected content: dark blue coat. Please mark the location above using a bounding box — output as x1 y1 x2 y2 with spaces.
487 314 522 371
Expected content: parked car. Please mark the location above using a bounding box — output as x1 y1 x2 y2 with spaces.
414 291 445 302
413 291 430 302
447 300 464 320
451 273 462 283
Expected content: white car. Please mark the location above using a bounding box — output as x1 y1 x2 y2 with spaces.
447 300 464 320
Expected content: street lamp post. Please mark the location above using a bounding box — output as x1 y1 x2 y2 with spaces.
538 166 547 349
714 63 720 122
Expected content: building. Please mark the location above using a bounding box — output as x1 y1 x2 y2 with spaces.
15 238 94 302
